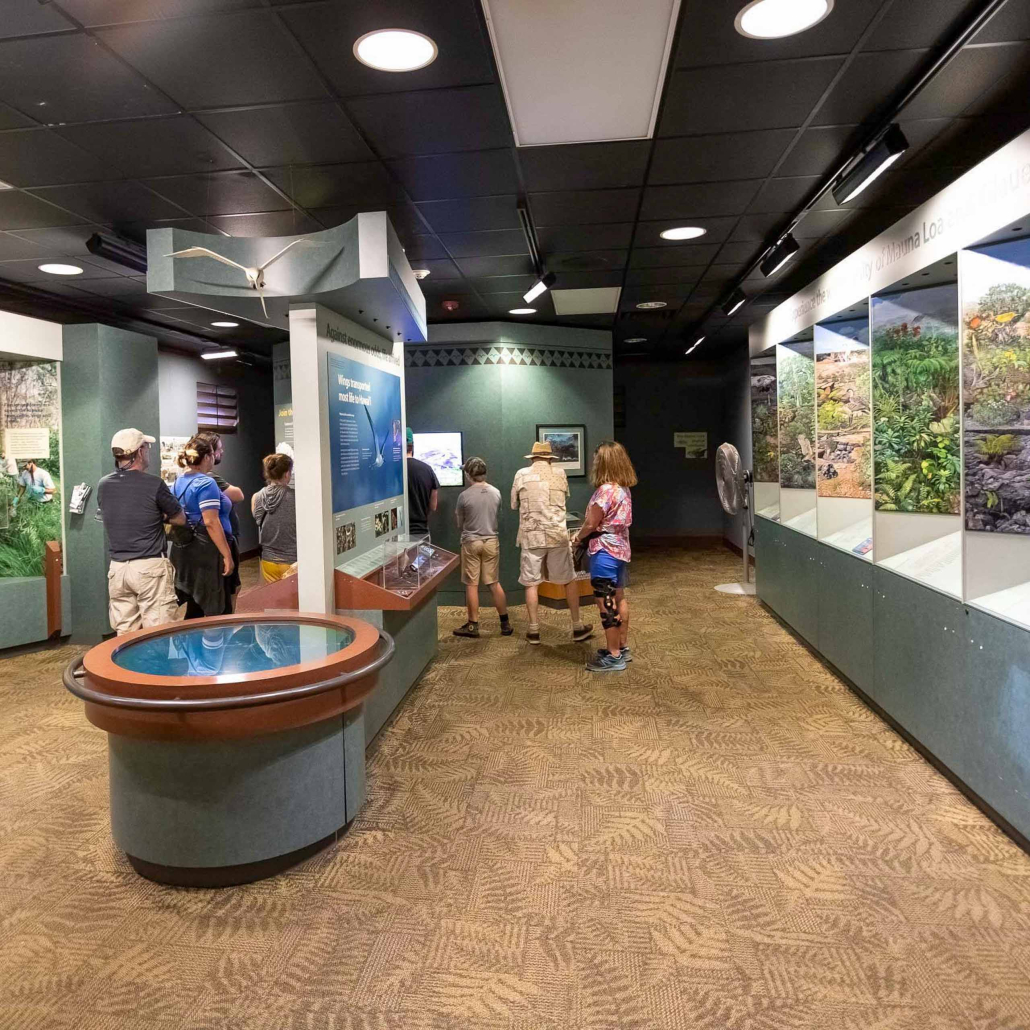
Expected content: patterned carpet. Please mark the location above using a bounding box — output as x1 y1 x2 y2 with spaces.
2 545 1030 1029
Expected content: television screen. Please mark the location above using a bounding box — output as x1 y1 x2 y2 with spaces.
412 432 464 487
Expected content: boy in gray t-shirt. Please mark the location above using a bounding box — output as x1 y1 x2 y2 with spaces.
453 456 511 638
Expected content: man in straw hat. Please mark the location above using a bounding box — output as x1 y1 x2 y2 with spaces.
511 441 592 645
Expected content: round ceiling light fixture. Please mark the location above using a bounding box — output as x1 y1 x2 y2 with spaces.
412 268 431 280
509 308 536 315
735 0 833 39
636 301 667 310
624 337 647 344
211 321 239 328
38 262 83 275
353 29 438 72
660 226 706 241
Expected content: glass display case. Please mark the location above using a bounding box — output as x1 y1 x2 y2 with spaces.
751 349 780 520
776 333 817 536
371 536 455 598
335 533 460 610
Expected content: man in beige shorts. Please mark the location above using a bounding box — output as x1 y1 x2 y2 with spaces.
452 456 511 638
511 441 592 645
96 429 186 634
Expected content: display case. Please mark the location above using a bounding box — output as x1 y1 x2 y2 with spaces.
750 349 780 520
334 534 459 610
776 334 817 535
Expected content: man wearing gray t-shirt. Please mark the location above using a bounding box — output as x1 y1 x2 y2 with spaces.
452 456 511 638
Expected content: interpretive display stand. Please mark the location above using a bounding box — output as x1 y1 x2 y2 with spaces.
335 537 460 611
63 613 393 886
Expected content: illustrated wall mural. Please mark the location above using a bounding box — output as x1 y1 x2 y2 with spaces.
750 357 778 483
815 321 871 498
777 342 816 489
870 285 961 514
961 246 1030 534
0 360 61 578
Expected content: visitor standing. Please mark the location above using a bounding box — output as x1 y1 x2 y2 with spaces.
452 456 511 638
169 434 237 619
573 441 636 672
252 452 297 583
511 441 592 645
97 429 186 634
406 427 438 539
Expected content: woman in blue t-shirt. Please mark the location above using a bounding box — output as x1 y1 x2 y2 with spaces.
170 434 237 618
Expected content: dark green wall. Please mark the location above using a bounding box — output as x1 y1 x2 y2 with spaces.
405 323 613 605
62 324 160 643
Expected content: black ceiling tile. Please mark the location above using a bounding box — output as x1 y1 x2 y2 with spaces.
812 49 928 127
69 276 152 300
425 293 489 319
546 270 624 290
863 0 977 51
402 235 448 261
141 171 291 216
0 101 34 131
548 250 628 273
280 0 495 97
660 59 845 137
0 232 52 261
640 181 762 220
556 313 614 328
729 214 786 242
620 287 691 309
207 210 322 236
538 223 634 253
56 117 243 177
903 44 1027 120
453 254 535 277
974 3 1030 43
467 274 537 295
625 266 704 288
482 292 556 317
197 103 374 168
6 222 106 251
633 216 738 248
957 42 1030 116
346 85 512 158
518 141 651 191
0 34 178 123
386 149 519 201
416 195 520 234
629 244 720 268
118 217 225 243
716 240 766 264
310 203 426 239
0 0 77 36
27 181 186 225
411 258 464 281
0 129 114 187
528 188 641 227
791 208 853 238
263 162 404 209
674 0 883 68
97 11 325 108
57 1 261 26
648 129 797 185
746 175 822 214
775 124 860 177
0 191 89 230
436 229 526 258
0 255 115 282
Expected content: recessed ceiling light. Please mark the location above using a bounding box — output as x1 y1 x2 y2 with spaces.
211 320 239 328
412 269 431 280
624 337 647 344
38 263 83 275
353 29 438 72
201 349 238 361
734 0 833 39
509 308 536 315
636 300 667 309
660 226 706 241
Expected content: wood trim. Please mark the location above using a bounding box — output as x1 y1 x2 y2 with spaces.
235 574 299 613
334 549 460 611
45 541 62 638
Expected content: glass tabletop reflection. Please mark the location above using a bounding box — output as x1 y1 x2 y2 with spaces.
113 621 356 678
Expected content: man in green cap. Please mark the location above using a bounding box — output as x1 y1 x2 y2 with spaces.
406 427 438 538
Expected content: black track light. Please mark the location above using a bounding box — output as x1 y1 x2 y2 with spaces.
760 234 800 277
832 125 909 205
86 232 148 274
721 288 747 317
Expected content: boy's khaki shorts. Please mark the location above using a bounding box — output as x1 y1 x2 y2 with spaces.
461 537 500 585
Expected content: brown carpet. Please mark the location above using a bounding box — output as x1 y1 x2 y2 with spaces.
2 546 1029 1029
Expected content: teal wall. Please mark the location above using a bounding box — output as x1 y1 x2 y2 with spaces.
405 323 613 605
62 324 160 644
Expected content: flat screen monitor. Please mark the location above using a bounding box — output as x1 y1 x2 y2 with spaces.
412 432 464 487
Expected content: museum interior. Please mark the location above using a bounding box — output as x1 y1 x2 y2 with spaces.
3 0 1030 1025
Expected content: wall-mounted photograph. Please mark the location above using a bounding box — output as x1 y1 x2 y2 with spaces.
536 424 586 477
412 431 464 487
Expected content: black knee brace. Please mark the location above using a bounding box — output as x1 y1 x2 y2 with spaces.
591 577 621 629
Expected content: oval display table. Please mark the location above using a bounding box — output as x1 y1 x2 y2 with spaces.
64 613 393 887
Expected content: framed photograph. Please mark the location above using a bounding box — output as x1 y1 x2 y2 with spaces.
536 424 587 477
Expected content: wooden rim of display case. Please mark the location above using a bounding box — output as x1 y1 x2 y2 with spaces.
333 547 460 610
66 613 392 741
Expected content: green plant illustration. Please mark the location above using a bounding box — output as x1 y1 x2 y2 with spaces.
777 345 816 489
871 310 961 514
750 369 779 483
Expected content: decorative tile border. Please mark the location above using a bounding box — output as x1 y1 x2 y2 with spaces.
405 345 612 369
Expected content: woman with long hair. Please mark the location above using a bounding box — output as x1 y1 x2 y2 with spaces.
252 452 297 583
573 440 636 672
169 434 237 618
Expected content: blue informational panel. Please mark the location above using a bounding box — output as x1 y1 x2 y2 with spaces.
327 352 404 516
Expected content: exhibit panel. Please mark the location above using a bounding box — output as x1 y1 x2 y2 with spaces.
776 337 817 536
750 350 779 519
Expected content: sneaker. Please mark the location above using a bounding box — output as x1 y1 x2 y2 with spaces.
526 627 541 645
585 651 627 672
500 621 513 636
572 624 594 643
596 645 632 663
452 622 479 638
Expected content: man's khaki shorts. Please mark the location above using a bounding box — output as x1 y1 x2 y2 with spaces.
108 556 180 635
519 543 575 587
461 537 500 585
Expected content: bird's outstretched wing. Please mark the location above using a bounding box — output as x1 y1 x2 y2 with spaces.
257 238 319 273
165 247 250 274
258 289 269 319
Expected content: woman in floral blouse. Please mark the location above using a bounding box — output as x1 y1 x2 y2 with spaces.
574 440 636 672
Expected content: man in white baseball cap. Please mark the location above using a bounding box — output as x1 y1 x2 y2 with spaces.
96 429 186 634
